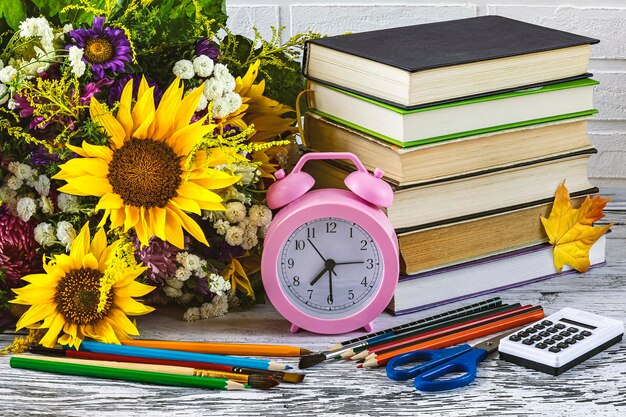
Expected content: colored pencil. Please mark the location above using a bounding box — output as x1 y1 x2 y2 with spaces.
353 304 539 361
28 346 305 383
121 340 311 357
20 353 278 389
10 354 247 390
299 297 504 368
360 307 544 368
342 303 522 360
78 341 292 371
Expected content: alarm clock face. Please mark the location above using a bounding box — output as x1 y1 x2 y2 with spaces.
278 217 382 319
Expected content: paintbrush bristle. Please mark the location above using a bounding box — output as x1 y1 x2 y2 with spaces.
280 372 305 383
298 353 326 369
247 374 280 389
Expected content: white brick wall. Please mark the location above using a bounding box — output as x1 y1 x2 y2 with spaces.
227 0 626 188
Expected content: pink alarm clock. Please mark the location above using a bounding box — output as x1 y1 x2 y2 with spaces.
261 152 399 334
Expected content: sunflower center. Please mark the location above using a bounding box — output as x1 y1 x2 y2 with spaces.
55 268 112 325
84 37 114 64
108 138 182 208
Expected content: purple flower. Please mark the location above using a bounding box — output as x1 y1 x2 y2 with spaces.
133 235 185 284
80 78 114 106
195 39 220 61
67 16 132 79
30 145 60 166
0 205 42 288
108 74 163 107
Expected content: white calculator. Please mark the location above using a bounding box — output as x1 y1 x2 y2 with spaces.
498 308 624 375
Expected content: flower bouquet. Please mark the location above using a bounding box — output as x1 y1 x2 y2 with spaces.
0 0 316 348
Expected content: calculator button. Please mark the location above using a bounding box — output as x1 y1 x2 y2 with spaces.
559 331 571 337
557 342 568 349
509 335 521 342
581 330 592 337
552 335 563 341
522 339 534 345
555 323 566 330
544 339 555 345
539 331 551 338
527 328 538 334
531 335 543 342
542 320 553 326
519 331 529 338
565 338 576 345
547 327 558 334
568 327 579 333
535 343 547 349
533 324 545 330
549 346 561 353
574 334 584 341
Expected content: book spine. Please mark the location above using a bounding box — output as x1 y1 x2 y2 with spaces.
302 41 311 77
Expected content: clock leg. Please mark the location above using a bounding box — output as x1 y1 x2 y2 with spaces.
362 322 373 333
290 323 300 333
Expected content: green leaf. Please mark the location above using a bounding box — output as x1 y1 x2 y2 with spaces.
0 0 28 30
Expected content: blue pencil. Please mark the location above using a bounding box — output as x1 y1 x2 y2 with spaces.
78 341 292 371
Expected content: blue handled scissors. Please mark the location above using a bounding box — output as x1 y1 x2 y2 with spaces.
386 331 515 392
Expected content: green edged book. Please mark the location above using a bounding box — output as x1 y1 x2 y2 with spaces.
307 78 598 148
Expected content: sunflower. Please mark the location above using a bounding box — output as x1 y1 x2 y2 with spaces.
53 77 240 249
11 224 155 348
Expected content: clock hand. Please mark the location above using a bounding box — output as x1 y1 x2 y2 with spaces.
310 265 330 286
334 261 365 266
307 238 326 262
328 268 333 304
310 259 337 286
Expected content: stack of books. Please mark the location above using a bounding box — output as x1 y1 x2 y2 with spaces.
301 16 605 315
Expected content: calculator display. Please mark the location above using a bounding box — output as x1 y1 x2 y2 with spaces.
559 318 597 330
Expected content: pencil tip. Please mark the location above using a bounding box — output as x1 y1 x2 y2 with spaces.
339 350 354 359
300 348 312 355
298 353 326 369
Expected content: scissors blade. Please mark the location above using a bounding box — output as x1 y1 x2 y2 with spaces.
472 328 522 353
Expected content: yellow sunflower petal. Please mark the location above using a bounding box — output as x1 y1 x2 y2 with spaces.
95 193 124 211
114 279 155 296
171 196 201 215
164 206 185 249
90 98 125 149
132 86 156 136
66 143 89 157
15 302 57 330
90 228 108 264
113 296 156 315
124 205 140 232
174 86 204 132
110 207 126 229
93 320 121 344
168 204 208 246
39 313 66 348
21 273 60 287
197 201 227 211
53 157 109 181
58 175 113 197
134 206 151 246
70 223 91 260
177 181 223 203
117 79 134 140
81 252 99 270
106 308 140 336
153 78 184 140
152 207 167 241
137 75 150 99
11 286 56 305
190 169 241 190
166 117 213 156
81 141 114 162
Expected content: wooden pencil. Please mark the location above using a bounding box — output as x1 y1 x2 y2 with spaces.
11 354 247 390
122 340 311 357
360 308 545 368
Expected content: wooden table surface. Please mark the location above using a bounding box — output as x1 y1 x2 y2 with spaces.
1 192 625 416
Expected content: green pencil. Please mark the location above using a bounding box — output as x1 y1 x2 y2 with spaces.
10 354 248 390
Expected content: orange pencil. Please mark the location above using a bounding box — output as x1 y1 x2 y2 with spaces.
122 340 312 357
361 308 544 368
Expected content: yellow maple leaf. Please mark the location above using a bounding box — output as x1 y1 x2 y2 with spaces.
541 181 611 272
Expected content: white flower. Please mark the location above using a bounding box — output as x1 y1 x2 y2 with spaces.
193 55 214 78
7 99 16 110
212 64 236 92
0 186 17 207
186 254 202 272
211 96 233 119
223 91 242 113
34 222 56 247
34 174 50 196
195 91 208 112
0 59 3 69
0 66 17 84
214 219 230 236
241 230 258 250
224 201 246 223
183 307 201 321
5 176 22 191
166 278 184 290
62 24 73 34
173 59 195 79
0 83 8 105
57 193 79 212
164 286 183 298
67 46 86 77
39 196 54 214
175 267 192 282
208 273 231 296
196 260 208 278
200 295 228 319
249 205 272 227
258 224 269 238
180 292 195 304
176 251 189 265
18 17 54 50
56 221 76 250
10 162 33 180
221 187 251 205
203 77 224 101
225 225 244 246
232 164 258 186
16 197 36 221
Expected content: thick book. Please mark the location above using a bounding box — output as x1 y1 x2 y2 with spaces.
398 193 591 275
388 235 606 316
305 112 593 186
303 15 599 108
303 148 597 231
308 78 598 147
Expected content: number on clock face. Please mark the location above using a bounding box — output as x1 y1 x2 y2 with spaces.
278 217 382 318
